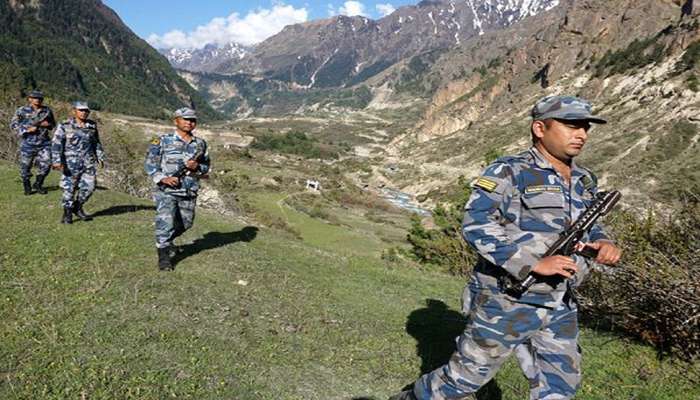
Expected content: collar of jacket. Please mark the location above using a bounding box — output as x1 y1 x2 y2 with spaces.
527 146 588 186
169 130 197 144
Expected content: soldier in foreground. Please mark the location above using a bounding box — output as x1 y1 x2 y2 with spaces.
391 95 622 400
10 90 56 195
51 101 105 224
144 108 210 271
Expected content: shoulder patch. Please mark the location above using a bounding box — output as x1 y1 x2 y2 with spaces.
473 177 499 192
150 136 161 145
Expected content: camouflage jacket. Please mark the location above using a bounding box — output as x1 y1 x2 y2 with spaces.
10 105 56 147
462 146 610 307
51 118 105 170
144 131 210 197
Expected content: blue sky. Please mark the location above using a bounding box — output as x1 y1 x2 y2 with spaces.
104 0 417 49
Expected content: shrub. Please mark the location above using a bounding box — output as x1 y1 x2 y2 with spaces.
687 74 699 92
578 204 700 360
101 127 152 197
251 131 338 159
594 35 667 77
406 175 477 276
675 40 700 74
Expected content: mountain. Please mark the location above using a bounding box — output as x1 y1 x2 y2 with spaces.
166 0 560 89
378 0 700 206
179 0 700 208
0 0 218 119
163 0 564 117
160 42 252 73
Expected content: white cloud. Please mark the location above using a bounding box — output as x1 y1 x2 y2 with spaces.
339 1 368 17
147 4 308 49
376 3 396 17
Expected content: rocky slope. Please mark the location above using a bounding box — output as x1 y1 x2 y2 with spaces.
380 0 700 207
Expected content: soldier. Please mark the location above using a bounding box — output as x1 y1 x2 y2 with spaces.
144 107 210 271
51 101 105 224
391 95 622 400
10 90 56 195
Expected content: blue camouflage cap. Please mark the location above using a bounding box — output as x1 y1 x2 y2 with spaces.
174 107 197 120
72 101 90 110
531 95 607 124
28 90 44 99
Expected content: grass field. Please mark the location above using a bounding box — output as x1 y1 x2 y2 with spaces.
1 161 698 400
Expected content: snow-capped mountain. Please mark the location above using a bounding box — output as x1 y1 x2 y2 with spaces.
160 42 251 73
225 0 562 87
159 0 560 81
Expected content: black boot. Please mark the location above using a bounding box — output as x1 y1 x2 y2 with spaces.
158 247 173 271
61 207 73 224
73 201 93 221
33 175 48 194
388 391 417 400
23 179 33 195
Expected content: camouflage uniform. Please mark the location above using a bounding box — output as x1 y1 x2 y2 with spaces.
51 117 105 210
10 104 56 185
389 96 615 400
412 145 611 400
144 131 209 250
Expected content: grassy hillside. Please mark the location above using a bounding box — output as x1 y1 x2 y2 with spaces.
0 161 697 399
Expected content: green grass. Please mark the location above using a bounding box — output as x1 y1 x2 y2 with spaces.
248 191 393 257
0 161 698 399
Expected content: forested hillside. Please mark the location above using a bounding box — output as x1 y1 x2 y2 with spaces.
0 0 217 119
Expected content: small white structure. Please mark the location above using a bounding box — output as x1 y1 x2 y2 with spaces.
306 179 321 191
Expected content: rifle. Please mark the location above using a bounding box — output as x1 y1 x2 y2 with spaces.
25 107 52 133
501 190 622 297
163 140 206 188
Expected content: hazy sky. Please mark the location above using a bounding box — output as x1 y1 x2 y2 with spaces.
103 0 417 49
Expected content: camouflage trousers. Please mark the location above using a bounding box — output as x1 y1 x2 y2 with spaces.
19 144 51 180
415 284 580 400
60 167 97 209
154 191 196 249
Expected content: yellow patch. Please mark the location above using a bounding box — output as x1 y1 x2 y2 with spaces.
474 177 498 192
524 185 562 194
150 137 161 145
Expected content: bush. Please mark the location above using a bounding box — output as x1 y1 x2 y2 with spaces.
578 204 700 360
406 175 477 275
675 40 700 74
100 127 152 197
595 35 667 77
687 74 699 92
0 108 18 162
251 131 338 160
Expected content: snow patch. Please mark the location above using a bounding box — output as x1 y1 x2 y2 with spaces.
427 11 438 34
466 0 484 35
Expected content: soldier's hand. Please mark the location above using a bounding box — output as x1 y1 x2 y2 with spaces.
27 126 38 133
185 159 199 171
39 120 51 127
160 177 179 187
587 240 621 266
52 163 63 171
532 255 578 279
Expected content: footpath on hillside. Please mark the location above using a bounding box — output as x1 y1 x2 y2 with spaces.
0 162 697 400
